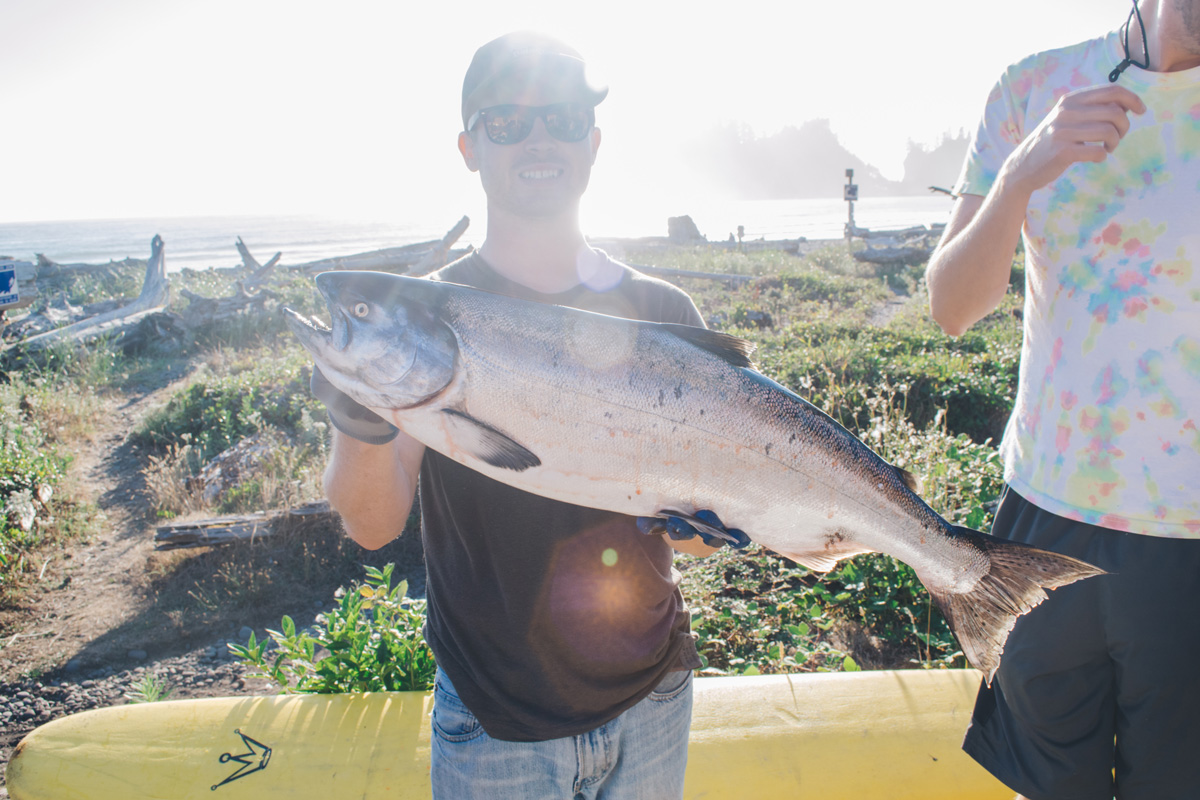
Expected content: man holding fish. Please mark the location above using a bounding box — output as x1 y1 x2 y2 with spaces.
292 24 1113 800
313 31 731 799
926 1 1200 797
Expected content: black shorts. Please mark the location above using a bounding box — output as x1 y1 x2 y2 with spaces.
963 488 1200 800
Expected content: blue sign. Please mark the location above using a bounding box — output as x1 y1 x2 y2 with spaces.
0 263 18 308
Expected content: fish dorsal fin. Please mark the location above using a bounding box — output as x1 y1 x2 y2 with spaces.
896 465 922 494
660 324 756 368
441 409 541 472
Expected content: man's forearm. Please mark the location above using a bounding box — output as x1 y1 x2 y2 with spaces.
927 84 1146 337
323 429 424 550
925 179 1030 337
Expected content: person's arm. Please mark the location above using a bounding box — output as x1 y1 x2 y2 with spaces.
323 428 425 551
309 364 424 550
926 84 1146 336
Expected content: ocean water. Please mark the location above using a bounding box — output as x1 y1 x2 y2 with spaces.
0 195 954 272
0 215 464 273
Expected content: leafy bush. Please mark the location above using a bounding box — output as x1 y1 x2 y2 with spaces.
230 563 436 693
0 393 73 589
684 550 863 675
752 313 1021 443
134 355 320 462
35 262 144 308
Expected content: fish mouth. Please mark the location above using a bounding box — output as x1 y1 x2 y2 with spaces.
282 306 333 354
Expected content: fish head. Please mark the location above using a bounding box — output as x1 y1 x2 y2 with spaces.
284 271 459 410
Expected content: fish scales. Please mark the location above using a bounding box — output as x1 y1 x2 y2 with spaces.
443 290 977 586
285 271 1106 681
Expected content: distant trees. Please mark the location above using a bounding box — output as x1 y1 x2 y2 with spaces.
898 131 971 194
690 121 969 199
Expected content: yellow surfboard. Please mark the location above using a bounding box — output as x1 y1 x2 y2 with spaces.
6 670 1010 799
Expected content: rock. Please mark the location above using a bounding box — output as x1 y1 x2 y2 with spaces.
240 626 254 641
196 434 275 506
667 215 705 243
128 649 148 661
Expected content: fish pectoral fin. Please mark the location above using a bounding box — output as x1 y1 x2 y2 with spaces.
441 409 541 472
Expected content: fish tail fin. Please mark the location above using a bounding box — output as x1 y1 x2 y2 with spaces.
927 526 1106 685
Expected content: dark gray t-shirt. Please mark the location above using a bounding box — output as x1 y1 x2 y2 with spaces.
420 251 704 742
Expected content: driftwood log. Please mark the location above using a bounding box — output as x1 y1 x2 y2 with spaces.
291 216 471 275
153 501 337 550
630 263 754 285
405 216 472 276
18 235 170 350
180 282 276 327
235 237 282 291
850 223 946 267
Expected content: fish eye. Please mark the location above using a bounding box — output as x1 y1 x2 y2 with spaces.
352 302 370 318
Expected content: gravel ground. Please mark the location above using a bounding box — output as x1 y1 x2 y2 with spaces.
0 632 277 795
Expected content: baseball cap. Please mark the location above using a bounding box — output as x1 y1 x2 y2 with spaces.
461 31 608 130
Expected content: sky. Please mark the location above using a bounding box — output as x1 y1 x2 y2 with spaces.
1 0 1134 225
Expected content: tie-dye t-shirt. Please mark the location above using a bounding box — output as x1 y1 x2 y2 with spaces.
955 30 1200 538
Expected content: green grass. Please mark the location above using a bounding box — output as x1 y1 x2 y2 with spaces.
133 349 319 461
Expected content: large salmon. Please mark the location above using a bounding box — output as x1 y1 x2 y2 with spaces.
285 271 1103 681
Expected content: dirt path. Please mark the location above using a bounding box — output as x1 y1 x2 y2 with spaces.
0 368 275 792
0 370 194 682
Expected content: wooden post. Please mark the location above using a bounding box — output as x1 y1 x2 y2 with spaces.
844 168 858 246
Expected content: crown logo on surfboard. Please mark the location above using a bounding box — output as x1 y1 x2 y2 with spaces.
212 729 272 791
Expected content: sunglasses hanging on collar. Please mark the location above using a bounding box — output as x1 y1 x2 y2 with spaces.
1110 0 1150 81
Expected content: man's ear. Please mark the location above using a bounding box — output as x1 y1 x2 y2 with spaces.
458 131 480 172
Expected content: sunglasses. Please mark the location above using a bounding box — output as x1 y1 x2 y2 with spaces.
467 103 595 145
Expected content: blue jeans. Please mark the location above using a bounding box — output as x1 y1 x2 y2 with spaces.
430 667 694 799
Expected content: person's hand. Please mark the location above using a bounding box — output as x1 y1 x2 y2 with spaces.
310 364 399 445
637 509 752 549
1001 84 1146 196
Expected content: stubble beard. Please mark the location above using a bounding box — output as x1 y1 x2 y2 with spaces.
489 167 591 221
1171 0 1200 55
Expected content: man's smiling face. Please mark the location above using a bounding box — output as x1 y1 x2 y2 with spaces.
459 87 602 220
